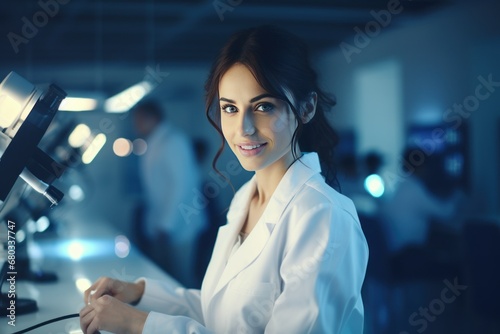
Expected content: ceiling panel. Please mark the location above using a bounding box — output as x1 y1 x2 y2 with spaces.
0 0 450 94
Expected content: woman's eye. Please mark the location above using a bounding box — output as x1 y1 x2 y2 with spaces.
221 105 237 113
256 103 274 112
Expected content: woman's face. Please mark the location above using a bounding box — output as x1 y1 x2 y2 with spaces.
219 63 298 173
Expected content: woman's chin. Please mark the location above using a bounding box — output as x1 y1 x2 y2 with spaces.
238 161 260 172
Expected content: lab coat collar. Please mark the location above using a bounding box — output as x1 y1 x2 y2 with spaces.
207 152 322 299
261 152 322 224
225 152 321 226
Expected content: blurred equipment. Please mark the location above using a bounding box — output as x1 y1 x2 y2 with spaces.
0 71 67 208
0 71 67 316
407 123 469 195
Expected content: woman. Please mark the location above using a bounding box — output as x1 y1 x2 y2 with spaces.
80 25 368 334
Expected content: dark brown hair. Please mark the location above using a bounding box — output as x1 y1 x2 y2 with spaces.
205 25 339 189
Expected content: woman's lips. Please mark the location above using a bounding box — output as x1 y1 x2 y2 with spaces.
237 143 267 157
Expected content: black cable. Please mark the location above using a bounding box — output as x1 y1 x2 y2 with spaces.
11 313 80 334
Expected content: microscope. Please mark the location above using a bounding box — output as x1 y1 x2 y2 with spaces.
0 71 67 315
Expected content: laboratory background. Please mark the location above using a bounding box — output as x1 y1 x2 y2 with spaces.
0 0 499 333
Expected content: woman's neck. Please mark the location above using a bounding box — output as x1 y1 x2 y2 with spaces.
253 150 301 205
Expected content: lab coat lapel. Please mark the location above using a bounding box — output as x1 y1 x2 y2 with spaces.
207 153 322 299
202 179 255 299
202 222 241 298
212 217 275 296
207 174 278 299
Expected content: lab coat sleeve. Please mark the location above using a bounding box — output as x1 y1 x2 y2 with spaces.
265 203 369 334
142 312 214 334
136 278 205 325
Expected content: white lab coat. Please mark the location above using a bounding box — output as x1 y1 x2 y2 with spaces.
136 152 369 333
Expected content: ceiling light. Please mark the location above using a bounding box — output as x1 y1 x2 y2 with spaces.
104 81 153 113
81 133 106 164
59 97 98 112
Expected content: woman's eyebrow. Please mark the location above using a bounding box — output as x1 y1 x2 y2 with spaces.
249 93 275 103
219 97 235 103
219 93 276 104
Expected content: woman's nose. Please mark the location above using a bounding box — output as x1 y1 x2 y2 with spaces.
239 111 255 136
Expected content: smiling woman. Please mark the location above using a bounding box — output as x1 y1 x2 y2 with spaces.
79 25 368 334
205 25 341 190
219 64 298 173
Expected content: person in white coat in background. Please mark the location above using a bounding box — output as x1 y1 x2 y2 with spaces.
80 25 369 334
132 100 208 288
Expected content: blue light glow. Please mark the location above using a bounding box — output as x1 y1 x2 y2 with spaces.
364 174 385 198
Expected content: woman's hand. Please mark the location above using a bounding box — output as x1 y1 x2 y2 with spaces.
80 295 148 334
84 276 145 305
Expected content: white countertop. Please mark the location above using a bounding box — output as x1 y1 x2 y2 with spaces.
1 217 180 334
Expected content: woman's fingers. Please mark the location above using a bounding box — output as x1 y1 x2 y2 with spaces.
84 277 114 304
79 304 93 319
84 283 99 305
83 283 94 305
79 295 147 334
86 317 102 334
79 305 96 334
80 296 110 334
83 277 143 307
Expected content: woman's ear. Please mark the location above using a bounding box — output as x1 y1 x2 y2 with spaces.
300 92 317 124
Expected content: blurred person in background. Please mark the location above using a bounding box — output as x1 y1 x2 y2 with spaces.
380 147 463 278
131 99 207 288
